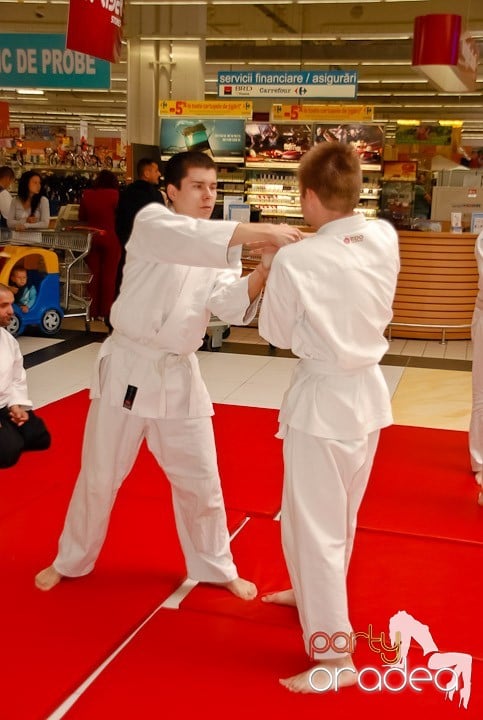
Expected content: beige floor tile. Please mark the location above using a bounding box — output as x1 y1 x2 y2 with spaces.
422 340 446 359
391 367 472 431
399 339 427 357
443 341 470 361
385 338 406 355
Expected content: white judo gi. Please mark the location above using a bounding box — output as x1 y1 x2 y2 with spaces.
469 230 483 473
258 213 399 660
54 204 260 583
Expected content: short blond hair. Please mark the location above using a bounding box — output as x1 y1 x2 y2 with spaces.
298 142 362 213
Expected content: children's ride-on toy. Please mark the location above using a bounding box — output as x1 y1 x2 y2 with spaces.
0 245 64 337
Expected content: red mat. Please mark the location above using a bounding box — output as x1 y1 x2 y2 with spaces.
0 390 89 520
361 424 483 543
63 607 483 720
212 403 283 517
0 392 246 720
182 518 483 660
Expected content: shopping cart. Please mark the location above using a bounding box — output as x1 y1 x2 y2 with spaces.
0 227 94 335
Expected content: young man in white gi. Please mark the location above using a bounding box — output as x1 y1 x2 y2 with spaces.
35 151 299 596
259 142 400 692
469 228 483 506
0 283 50 467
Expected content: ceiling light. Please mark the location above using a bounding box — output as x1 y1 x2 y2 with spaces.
16 89 44 95
396 120 421 125
439 120 463 127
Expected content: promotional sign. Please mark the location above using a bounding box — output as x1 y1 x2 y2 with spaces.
271 104 373 123
245 122 312 163
412 14 479 92
159 100 252 118
0 34 110 89
67 0 123 64
0 101 9 130
394 124 452 146
313 123 384 167
218 70 358 99
383 161 418 182
24 125 66 142
160 118 246 161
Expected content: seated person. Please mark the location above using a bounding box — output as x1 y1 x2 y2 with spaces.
0 283 51 468
9 266 37 313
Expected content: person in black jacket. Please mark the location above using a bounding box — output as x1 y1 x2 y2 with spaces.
114 158 165 296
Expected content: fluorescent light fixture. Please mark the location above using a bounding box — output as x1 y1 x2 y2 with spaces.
339 34 411 41
297 0 380 4
396 119 421 125
439 120 463 127
392 92 437 96
380 78 428 84
360 61 411 66
139 36 202 41
211 0 291 3
16 89 44 95
131 1 206 3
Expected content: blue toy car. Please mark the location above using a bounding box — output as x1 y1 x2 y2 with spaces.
0 245 64 337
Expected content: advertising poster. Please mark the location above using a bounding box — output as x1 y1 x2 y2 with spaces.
25 125 66 142
394 124 453 146
245 122 312 163
313 123 384 167
383 160 418 181
159 118 246 161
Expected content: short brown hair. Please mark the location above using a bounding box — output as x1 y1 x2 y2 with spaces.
298 142 362 213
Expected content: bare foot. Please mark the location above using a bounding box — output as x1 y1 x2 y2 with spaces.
35 565 62 591
261 589 296 607
222 577 257 600
280 656 357 694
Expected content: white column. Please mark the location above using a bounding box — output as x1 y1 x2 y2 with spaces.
126 5 206 146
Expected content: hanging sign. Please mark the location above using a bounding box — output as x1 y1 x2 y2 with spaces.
67 0 123 64
159 100 252 118
412 14 479 92
218 70 358 99
0 101 9 134
271 104 373 122
0 34 110 88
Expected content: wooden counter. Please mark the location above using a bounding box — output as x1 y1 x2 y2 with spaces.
391 231 478 340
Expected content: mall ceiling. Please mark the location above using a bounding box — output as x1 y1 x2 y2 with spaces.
0 0 482 142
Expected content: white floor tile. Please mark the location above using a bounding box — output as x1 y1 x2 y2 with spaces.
381 365 405 398
18 336 63 355
26 344 100 408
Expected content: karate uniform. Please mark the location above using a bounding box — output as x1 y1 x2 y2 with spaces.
258 213 399 660
0 328 50 467
469 230 483 472
54 204 259 582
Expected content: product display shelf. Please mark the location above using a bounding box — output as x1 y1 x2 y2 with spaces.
216 167 246 206
245 167 303 224
356 168 382 219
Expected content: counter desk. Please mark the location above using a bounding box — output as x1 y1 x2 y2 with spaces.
391 231 478 341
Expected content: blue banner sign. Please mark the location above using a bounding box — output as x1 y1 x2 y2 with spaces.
0 33 110 89
218 70 358 99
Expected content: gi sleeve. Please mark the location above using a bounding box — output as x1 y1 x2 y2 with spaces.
127 204 241 269
207 266 260 325
258 253 298 349
9 340 32 409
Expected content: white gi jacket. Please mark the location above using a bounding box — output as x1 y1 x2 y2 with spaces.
94 204 259 419
0 327 32 409
259 213 400 440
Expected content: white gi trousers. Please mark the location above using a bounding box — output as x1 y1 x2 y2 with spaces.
53 365 237 584
281 427 379 661
469 306 483 473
